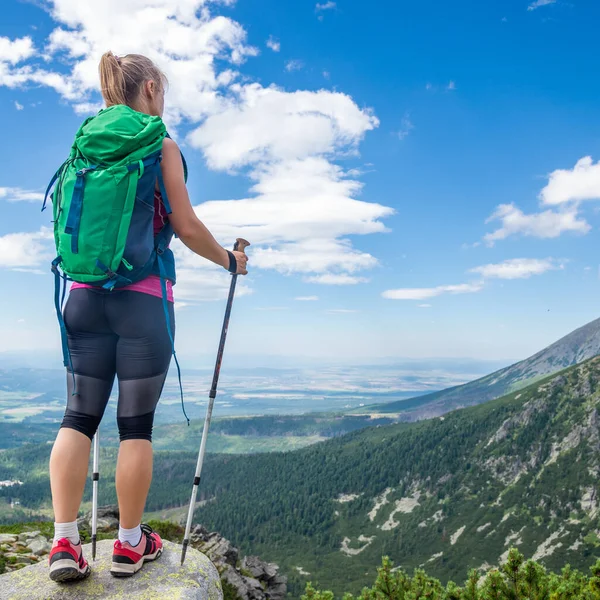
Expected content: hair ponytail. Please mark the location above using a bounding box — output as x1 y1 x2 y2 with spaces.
99 51 128 107
98 51 167 109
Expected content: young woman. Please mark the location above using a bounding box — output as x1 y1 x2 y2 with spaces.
47 51 248 582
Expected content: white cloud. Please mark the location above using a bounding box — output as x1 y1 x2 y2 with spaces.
383 282 483 300
0 187 44 203
397 113 414 140
528 0 556 10
0 228 53 269
250 238 379 276
482 156 600 245
189 84 379 169
266 36 280 52
185 83 388 285
284 59 304 72
316 1 336 10
0 36 47 89
326 309 358 314
0 0 391 298
73 102 103 115
296 296 319 301
470 258 563 280
14 101 24 111
189 158 391 248
418 304 432 308
540 157 600 206
0 36 35 64
171 240 253 302
12 268 46 275
447 81 456 91
484 203 590 245
384 258 563 300
2 1 258 122
306 274 369 285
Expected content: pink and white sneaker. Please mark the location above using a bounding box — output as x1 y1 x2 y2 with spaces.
48 537 91 582
110 524 163 577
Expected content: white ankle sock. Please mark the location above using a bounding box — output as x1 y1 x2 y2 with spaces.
118 525 142 547
54 521 79 544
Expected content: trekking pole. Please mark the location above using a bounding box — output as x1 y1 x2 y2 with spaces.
180 238 250 566
91 428 100 561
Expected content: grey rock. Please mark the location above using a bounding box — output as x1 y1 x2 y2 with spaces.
97 517 119 530
242 556 278 581
190 524 209 542
25 530 41 539
8 556 35 565
171 522 286 600
27 536 51 556
0 539 222 600
193 527 239 567
222 566 264 600
15 530 41 542
78 505 120 532
0 535 17 544
266 582 287 600
267 575 287 600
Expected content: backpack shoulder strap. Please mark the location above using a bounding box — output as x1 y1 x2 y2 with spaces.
42 159 70 212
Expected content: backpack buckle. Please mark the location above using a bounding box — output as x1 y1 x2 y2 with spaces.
76 166 97 177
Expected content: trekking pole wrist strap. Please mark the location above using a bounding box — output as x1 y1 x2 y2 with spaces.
226 250 237 274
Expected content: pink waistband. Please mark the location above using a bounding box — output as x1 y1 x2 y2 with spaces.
71 275 174 302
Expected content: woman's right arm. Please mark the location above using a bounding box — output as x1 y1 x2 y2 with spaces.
160 137 248 275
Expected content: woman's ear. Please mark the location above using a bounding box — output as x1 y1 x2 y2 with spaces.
144 79 156 99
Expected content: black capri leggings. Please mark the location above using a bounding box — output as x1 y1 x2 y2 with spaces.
61 288 174 442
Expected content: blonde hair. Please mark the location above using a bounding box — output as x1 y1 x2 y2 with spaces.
99 51 167 108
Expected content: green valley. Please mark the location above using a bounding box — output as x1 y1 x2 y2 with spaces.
189 358 600 595
1 357 599 596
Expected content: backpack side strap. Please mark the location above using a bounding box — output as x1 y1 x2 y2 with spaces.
51 257 77 395
156 245 188 425
42 160 70 212
64 166 98 254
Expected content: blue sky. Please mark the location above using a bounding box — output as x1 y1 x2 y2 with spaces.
1 0 600 367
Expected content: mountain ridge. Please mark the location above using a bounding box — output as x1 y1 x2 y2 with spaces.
368 316 600 418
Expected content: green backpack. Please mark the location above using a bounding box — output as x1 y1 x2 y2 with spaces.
44 105 188 418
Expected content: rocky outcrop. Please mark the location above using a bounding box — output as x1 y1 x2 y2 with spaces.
191 524 239 567
77 504 120 532
0 539 222 599
190 525 287 600
1 506 287 600
0 530 51 573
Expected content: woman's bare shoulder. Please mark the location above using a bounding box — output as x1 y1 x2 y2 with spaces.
162 136 180 155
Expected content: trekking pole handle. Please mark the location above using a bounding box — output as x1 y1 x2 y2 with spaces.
233 238 250 254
